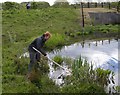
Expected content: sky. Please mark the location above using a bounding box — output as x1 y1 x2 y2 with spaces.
1 0 119 5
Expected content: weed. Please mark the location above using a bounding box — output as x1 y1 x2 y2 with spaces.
53 55 63 65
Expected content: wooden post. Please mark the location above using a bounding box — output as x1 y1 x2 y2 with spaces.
95 2 97 8
101 2 103 8
108 2 111 9
88 2 90 8
81 2 84 27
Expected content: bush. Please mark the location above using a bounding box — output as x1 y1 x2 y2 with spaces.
83 32 89 35
102 30 108 33
70 4 81 9
76 32 82 36
53 2 69 8
31 2 50 9
2 2 20 10
14 55 49 75
70 33 75 37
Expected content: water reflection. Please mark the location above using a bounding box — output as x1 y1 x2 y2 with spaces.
48 39 119 86
79 39 114 48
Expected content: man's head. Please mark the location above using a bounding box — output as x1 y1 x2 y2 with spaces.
44 31 51 40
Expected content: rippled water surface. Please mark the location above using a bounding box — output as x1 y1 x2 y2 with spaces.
48 39 119 86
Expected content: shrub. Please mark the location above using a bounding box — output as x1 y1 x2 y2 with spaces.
76 32 82 36
84 32 89 35
14 55 49 75
31 2 50 9
70 33 75 37
2 2 20 10
84 26 94 33
102 30 108 33
109 27 118 32
53 2 69 8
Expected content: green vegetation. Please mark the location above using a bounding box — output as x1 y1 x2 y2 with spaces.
45 33 66 50
2 1 119 93
2 2 21 10
61 57 115 93
31 2 50 9
116 86 120 93
53 55 63 65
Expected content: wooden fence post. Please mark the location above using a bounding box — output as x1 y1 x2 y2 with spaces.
108 2 111 9
95 2 97 8
81 2 84 27
88 2 90 8
101 2 103 8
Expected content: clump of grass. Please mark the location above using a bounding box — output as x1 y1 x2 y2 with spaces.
102 30 108 33
45 33 65 49
14 56 29 75
116 86 120 93
83 32 89 35
76 32 82 36
53 55 63 65
69 33 75 37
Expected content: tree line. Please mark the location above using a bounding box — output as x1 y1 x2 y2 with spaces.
1 1 120 11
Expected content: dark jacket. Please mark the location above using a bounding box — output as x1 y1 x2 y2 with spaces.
28 34 46 56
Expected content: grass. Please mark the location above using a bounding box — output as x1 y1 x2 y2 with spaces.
53 55 63 65
45 33 66 50
2 7 119 93
61 57 115 93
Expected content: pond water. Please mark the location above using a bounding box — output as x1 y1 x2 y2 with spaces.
47 39 119 87
20 39 119 90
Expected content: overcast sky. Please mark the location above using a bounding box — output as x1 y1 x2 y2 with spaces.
1 0 119 5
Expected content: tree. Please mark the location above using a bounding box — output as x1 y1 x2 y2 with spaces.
53 0 69 8
2 2 20 10
31 2 50 9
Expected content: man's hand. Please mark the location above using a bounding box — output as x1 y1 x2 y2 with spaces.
44 54 48 60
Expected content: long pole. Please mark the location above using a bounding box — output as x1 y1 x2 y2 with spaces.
32 47 71 72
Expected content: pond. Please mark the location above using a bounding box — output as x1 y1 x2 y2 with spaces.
47 39 119 87
20 38 119 89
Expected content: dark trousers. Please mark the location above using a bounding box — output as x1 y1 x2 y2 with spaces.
28 51 41 72
27 6 30 9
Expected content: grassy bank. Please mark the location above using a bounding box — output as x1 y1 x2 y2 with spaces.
2 7 119 93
